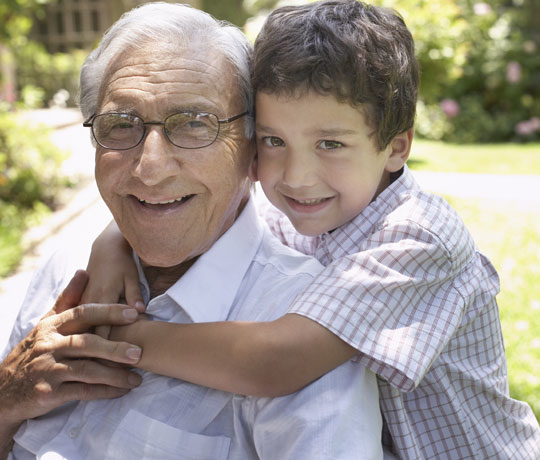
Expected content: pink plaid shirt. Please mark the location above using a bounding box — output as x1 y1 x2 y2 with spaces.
259 166 540 459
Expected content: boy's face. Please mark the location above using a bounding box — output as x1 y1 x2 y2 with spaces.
254 91 410 236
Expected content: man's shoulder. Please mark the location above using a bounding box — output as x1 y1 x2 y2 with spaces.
2 245 91 356
231 223 323 321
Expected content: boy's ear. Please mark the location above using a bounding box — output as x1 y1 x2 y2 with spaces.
248 153 259 182
385 128 414 173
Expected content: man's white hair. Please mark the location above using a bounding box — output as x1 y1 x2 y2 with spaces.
79 2 254 137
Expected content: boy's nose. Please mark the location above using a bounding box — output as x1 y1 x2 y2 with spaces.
281 150 317 188
132 126 182 186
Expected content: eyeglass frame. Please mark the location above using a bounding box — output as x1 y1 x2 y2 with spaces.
83 110 249 150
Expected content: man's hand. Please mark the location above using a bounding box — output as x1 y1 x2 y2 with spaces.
0 270 143 439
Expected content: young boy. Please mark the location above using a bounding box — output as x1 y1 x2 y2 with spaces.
84 1 540 458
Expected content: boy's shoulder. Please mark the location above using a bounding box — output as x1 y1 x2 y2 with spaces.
361 168 477 269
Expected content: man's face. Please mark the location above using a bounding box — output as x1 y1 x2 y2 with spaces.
95 44 253 267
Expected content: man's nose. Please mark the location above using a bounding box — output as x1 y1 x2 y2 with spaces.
132 126 181 186
281 149 317 188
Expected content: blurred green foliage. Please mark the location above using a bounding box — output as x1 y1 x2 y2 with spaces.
373 0 540 143
0 112 69 276
13 41 87 108
0 0 50 43
202 0 251 26
0 0 77 276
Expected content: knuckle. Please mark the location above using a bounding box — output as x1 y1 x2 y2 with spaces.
32 336 56 356
33 381 56 408
72 305 86 322
74 333 97 351
111 340 125 357
75 360 90 380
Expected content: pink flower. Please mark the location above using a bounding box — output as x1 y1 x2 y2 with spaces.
506 61 521 84
473 3 492 15
440 99 460 118
515 118 540 136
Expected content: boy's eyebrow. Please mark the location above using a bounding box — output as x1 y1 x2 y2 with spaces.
313 128 358 137
255 123 277 134
255 124 359 137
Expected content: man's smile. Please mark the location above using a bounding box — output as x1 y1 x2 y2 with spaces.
129 194 195 212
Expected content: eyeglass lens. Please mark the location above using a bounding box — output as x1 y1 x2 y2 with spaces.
92 112 221 150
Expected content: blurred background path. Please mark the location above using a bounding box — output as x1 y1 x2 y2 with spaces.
1 108 539 352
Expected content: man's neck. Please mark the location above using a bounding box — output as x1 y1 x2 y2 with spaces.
142 258 199 299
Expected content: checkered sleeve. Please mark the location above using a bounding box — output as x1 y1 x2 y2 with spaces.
288 220 467 392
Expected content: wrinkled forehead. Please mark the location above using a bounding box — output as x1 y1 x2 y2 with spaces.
97 40 240 115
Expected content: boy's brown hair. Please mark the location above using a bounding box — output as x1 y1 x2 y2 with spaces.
252 0 419 150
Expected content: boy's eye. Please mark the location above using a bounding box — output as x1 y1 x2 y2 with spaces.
319 140 343 150
262 136 285 147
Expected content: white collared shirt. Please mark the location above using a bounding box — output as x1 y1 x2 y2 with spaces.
6 198 383 460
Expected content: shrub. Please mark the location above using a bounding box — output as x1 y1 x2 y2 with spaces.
0 111 69 276
373 0 540 143
12 40 86 108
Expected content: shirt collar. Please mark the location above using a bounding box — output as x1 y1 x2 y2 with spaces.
135 197 263 323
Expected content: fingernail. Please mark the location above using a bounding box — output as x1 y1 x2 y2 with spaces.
128 373 141 386
123 308 138 321
135 301 146 312
126 347 142 361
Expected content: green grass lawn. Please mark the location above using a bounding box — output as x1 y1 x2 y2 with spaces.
408 139 540 420
446 197 540 420
410 139 540 174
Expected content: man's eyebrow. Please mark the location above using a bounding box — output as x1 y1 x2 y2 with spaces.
101 104 137 114
170 105 211 113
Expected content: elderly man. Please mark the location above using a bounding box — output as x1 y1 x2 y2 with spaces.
0 3 382 459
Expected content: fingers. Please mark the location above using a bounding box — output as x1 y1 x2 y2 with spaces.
95 325 112 340
59 382 132 403
51 270 89 315
56 360 142 389
54 303 139 336
56 333 142 365
80 281 124 305
123 273 145 312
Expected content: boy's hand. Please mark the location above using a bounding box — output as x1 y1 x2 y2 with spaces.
109 313 149 343
83 220 145 310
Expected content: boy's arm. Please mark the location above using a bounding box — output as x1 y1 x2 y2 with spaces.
84 216 355 396
110 314 357 397
83 220 144 310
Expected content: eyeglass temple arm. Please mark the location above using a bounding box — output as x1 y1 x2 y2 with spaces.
218 111 249 124
82 114 96 127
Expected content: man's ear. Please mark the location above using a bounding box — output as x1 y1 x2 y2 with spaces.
248 153 259 182
385 128 414 173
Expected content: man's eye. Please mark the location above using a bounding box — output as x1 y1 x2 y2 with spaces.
262 136 285 147
319 140 343 150
112 122 135 129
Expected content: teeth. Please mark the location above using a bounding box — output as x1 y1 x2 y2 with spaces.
295 198 327 205
139 196 189 205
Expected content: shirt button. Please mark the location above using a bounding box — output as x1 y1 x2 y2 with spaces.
69 427 79 438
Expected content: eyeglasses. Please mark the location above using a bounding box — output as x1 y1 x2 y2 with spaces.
83 111 248 150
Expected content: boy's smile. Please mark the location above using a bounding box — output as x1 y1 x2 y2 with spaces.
255 91 410 236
